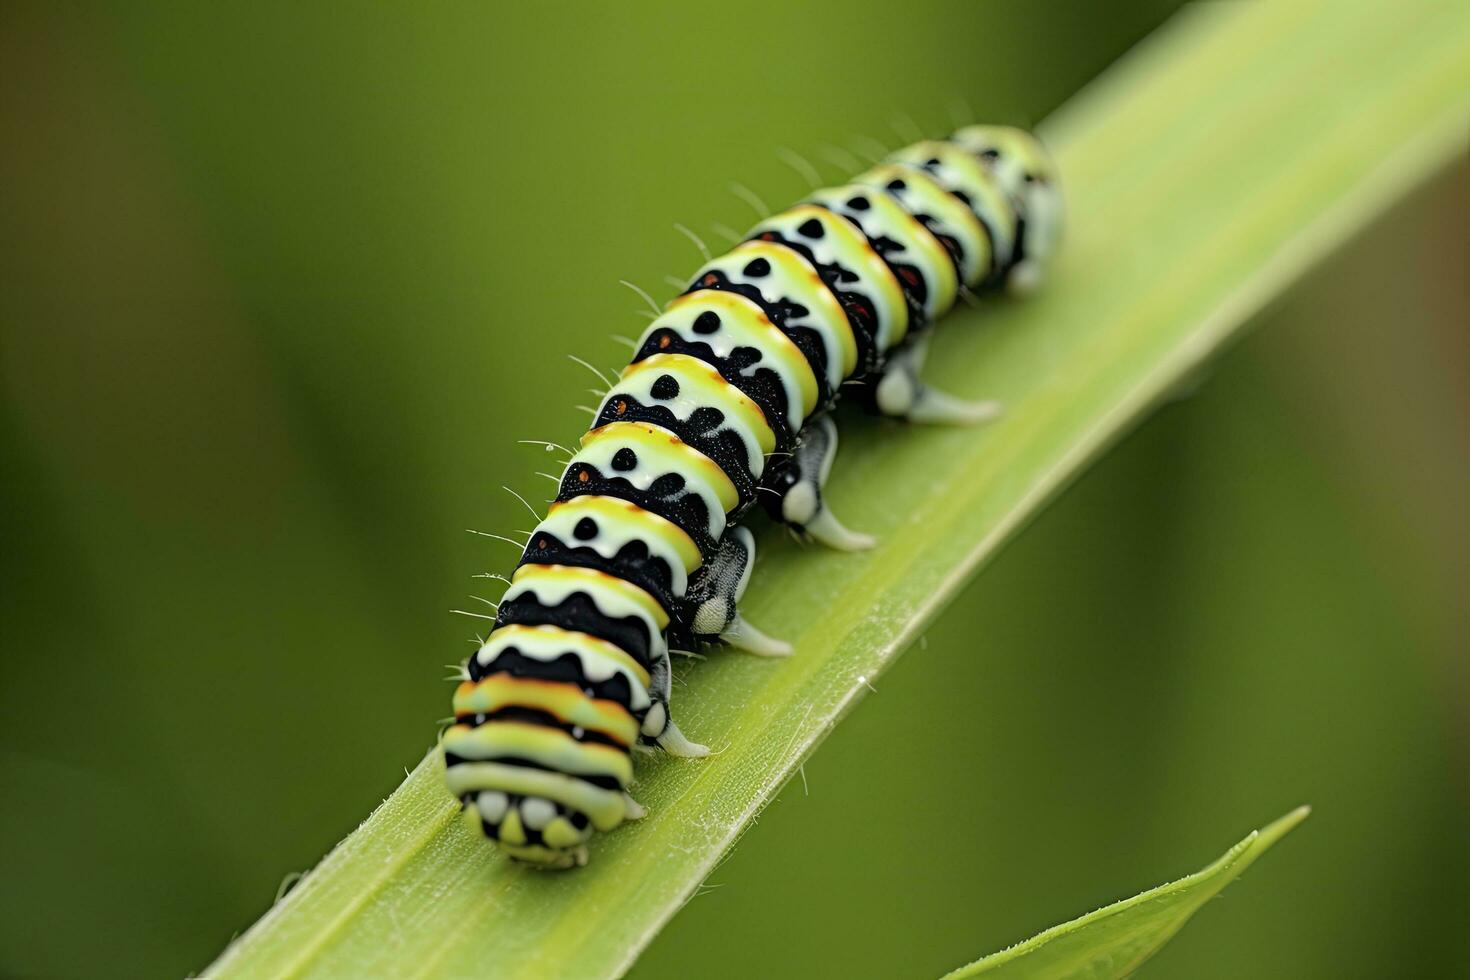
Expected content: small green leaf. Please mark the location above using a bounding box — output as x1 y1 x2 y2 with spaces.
944 807 1312 979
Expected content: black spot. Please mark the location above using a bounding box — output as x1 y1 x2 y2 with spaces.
573 517 598 541
925 157 941 167
742 258 771 278
1023 173 1036 184
980 148 1000 160
885 178 906 192
797 217 824 239
650 374 680 400
847 195 869 211
692 310 721 334
611 447 637 472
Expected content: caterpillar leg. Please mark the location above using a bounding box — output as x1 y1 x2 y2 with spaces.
685 526 792 657
873 334 1002 425
763 416 875 551
1006 256 1045 297
641 655 710 758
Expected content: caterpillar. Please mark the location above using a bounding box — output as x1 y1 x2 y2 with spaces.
445 124 1061 868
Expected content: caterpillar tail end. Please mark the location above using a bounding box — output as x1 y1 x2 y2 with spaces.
721 613 793 657
454 790 596 871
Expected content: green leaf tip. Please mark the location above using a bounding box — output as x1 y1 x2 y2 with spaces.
1254 804 1312 852
942 805 1311 980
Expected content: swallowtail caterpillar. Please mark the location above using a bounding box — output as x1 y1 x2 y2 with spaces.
445 125 1061 868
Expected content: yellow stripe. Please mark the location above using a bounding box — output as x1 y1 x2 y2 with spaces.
453 675 641 747
772 204 910 350
665 291 819 421
546 495 703 573
954 124 1057 181
620 352 776 455
486 622 651 689
579 421 739 514
509 564 669 629
444 721 635 787
895 142 1016 247
858 164 988 290
732 240 859 380
444 760 627 831
864 188 958 318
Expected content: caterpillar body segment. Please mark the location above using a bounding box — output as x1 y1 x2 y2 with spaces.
748 204 911 355
564 421 735 550
887 140 1018 285
808 179 960 326
864 165 987 284
448 124 1059 868
498 565 670 667
949 125 1063 294
686 240 857 400
606 353 776 484
632 291 820 446
524 494 700 603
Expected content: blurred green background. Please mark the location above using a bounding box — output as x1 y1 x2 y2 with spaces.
2 2 1466 978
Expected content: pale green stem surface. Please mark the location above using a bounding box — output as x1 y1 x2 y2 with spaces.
204 3 1470 977
944 807 1311 979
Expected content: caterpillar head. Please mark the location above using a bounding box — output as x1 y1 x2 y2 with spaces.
949 124 1057 199
948 124 1063 293
462 790 594 870
449 628 651 870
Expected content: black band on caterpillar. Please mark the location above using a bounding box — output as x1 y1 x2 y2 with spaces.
446 124 1061 869
681 264 842 409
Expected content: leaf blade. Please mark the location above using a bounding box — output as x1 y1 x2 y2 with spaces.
943 806 1312 980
